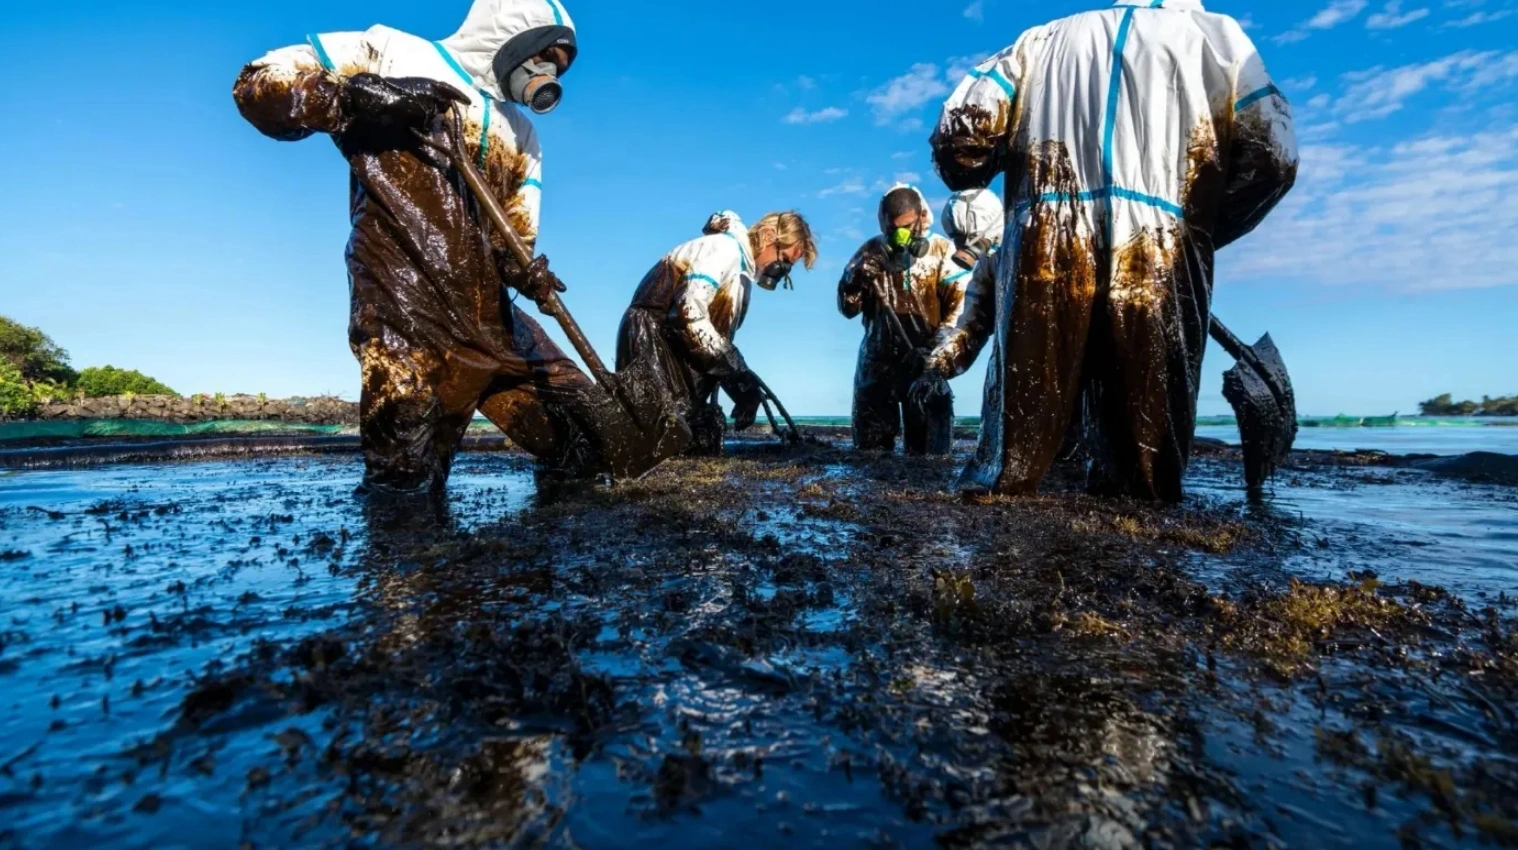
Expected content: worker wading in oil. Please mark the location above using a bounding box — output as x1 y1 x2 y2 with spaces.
234 0 644 497
924 0 1298 501
615 211 818 455
838 185 968 457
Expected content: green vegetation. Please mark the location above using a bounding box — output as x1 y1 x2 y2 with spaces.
1419 393 1518 417
0 315 77 386
75 366 177 398
0 360 40 418
0 315 178 419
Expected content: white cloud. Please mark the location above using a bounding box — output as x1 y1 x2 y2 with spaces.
964 1 985 21
1275 0 1369 43
946 53 990 82
1308 93 1333 109
865 63 951 125
1224 125 1518 292
797 75 816 91
891 151 916 160
1445 8 1516 25
1237 13 1258 30
782 106 849 125
817 176 867 198
1333 50 1518 122
1310 0 1372 26
1366 0 1431 28
1284 75 1319 91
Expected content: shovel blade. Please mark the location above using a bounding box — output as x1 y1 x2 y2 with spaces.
1221 333 1298 493
574 356 693 481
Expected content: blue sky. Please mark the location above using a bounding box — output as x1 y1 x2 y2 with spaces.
1 0 1515 416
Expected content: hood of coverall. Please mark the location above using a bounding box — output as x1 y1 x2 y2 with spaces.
875 183 934 236
941 188 1005 248
440 0 577 102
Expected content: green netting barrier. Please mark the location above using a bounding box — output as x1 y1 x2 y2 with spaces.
0 419 355 442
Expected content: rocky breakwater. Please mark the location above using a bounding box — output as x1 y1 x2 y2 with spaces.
32 394 358 425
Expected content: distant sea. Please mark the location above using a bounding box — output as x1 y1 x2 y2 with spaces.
790 415 1518 457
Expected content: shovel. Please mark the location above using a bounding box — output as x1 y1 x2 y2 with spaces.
413 118 691 479
707 378 803 445
869 273 949 414
1209 317 1298 494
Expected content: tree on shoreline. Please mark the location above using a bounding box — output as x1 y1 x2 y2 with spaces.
1419 393 1518 417
0 315 177 418
0 316 77 386
76 366 176 398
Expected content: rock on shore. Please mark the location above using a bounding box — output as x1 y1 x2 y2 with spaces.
30 394 358 425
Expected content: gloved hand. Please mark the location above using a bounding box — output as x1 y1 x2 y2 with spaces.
723 368 765 432
500 254 567 306
906 347 930 379
908 361 952 412
847 253 888 295
342 74 469 131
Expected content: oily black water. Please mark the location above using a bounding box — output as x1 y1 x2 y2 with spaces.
1 440 1514 849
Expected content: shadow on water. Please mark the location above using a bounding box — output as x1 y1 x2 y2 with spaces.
1 439 1515 849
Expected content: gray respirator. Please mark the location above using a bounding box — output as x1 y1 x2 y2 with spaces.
491 25 576 115
950 236 995 270
507 58 562 114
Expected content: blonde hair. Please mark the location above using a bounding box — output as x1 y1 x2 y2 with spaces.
750 211 818 270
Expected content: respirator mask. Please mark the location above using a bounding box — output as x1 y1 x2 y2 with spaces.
507 58 562 114
950 235 995 270
756 259 795 291
889 227 930 260
491 27 576 115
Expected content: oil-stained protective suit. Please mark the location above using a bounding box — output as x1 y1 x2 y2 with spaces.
839 186 968 456
234 0 606 495
929 0 1297 501
615 212 765 456
941 188 1006 278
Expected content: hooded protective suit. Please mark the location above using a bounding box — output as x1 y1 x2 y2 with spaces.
233 0 605 495
924 189 1003 389
942 188 1006 278
615 211 764 455
929 0 1297 501
838 186 968 456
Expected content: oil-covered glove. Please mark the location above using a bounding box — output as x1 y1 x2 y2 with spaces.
722 368 765 431
342 74 469 131
500 254 567 307
908 360 951 412
843 252 888 297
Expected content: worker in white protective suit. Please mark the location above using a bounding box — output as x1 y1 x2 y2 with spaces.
838 185 969 456
925 0 1297 502
233 0 638 496
615 211 818 455
942 188 1007 280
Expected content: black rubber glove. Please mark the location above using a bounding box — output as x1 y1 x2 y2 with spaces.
845 253 887 298
499 254 567 306
909 366 952 413
342 74 469 131
723 368 765 432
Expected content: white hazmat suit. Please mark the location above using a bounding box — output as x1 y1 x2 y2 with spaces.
928 0 1297 501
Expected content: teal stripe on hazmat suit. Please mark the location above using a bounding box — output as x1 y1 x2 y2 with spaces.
233 0 619 495
615 211 760 456
926 0 1298 501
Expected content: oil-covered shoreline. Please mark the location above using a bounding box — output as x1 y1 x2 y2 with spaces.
1 437 1514 849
